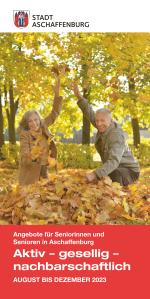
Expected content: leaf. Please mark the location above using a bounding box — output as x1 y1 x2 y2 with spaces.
122 198 130 213
95 211 110 224
77 214 86 224
121 214 137 221
31 146 42 160
48 157 57 168
55 181 66 197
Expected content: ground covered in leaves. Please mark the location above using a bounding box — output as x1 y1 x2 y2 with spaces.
0 163 150 225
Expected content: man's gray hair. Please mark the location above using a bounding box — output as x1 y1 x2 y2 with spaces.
96 108 112 119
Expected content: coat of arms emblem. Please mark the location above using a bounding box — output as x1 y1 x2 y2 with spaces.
13 11 29 28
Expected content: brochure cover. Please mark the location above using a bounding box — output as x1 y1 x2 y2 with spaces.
0 1 150 298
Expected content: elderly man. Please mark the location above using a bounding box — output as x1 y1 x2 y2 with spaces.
73 83 140 186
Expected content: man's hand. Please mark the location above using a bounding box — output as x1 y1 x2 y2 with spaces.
86 172 98 183
72 82 84 100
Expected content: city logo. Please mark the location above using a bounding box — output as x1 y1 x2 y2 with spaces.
13 11 30 28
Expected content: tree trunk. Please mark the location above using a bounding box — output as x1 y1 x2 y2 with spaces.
82 88 91 145
128 77 141 147
0 91 5 159
6 83 19 144
81 62 91 145
131 118 140 148
82 115 90 144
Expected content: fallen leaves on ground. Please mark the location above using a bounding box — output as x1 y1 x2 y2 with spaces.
0 166 150 225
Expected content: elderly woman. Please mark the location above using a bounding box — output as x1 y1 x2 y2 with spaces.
18 76 62 185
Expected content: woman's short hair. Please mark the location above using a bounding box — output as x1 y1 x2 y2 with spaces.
18 110 42 131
